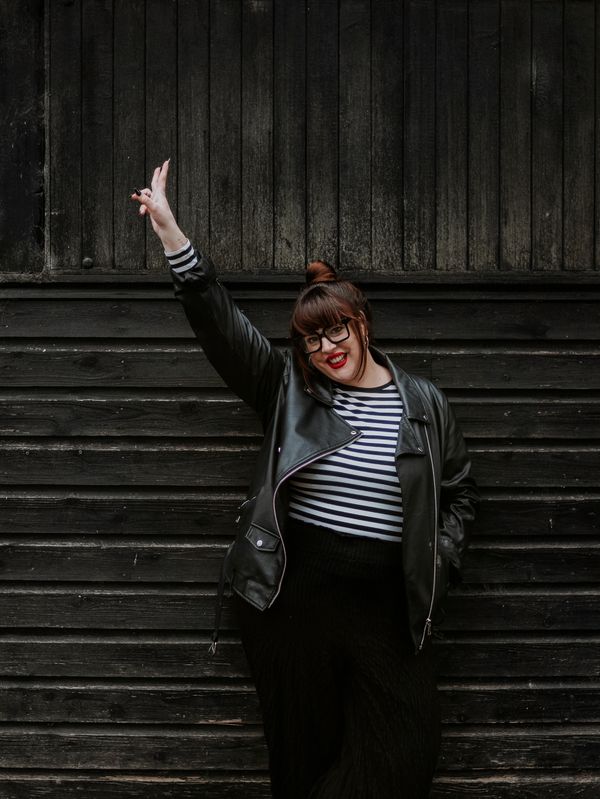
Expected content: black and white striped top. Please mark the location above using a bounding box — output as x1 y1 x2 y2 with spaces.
288 382 404 542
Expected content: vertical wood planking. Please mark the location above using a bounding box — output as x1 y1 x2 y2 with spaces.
339 0 371 272
596 0 600 271
306 0 339 265
563 0 595 271
436 0 468 272
210 0 242 271
371 0 403 274
81 0 114 273
0 0 44 274
145 0 178 272
404 0 436 271
178 0 210 253
468 0 500 271
273 0 306 272
113 0 146 273
531 0 563 270
49 0 82 272
241 0 274 272
499 0 531 270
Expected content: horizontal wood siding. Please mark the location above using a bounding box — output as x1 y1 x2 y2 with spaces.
0 282 598 796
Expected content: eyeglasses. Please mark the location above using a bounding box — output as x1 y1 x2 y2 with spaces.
299 318 352 354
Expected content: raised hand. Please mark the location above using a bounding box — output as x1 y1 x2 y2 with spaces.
131 159 188 252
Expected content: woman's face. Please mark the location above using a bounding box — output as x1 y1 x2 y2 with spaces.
306 318 366 386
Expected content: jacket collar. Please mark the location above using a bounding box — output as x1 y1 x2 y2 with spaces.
306 346 430 423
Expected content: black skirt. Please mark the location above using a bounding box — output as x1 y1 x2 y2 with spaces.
234 518 441 799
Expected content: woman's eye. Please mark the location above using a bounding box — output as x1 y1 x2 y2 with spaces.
305 336 319 345
329 325 344 336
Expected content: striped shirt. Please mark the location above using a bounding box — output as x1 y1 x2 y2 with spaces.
288 382 404 542
165 240 199 273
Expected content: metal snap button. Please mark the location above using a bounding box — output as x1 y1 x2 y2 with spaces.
257 539 263 547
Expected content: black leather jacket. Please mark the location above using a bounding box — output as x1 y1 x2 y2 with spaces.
173 253 479 652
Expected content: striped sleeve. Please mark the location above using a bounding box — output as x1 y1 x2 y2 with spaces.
165 239 199 273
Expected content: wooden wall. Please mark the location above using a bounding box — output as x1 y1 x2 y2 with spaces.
0 0 599 797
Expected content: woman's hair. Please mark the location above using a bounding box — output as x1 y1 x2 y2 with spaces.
290 260 373 388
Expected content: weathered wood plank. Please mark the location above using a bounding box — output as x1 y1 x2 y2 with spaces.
113 0 146 272
0 440 596 488
0 775 271 799
0 587 597 632
210 0 242 271
177 0 210 260
273 0 306 272
436 0 468 272
433 775 600 799
81 0 113 273
0 724 268 770
499 0 531 271
241 0 273 273
3 538 598 585
563 0 595 271
371 0 403 273
145 0 177 273
0 493 596 538
48 0 82 273
339 0 371 272
2 296 599 340
3 344 599 390
306 0 338 263
531 0 563 270
403 0 436 270
1 635 599 678
1 393 598 439
468 0 500 271
0 0 44 275
3 679 598 725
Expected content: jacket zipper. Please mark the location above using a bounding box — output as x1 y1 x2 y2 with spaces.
419 424 439 650
268 428 362 608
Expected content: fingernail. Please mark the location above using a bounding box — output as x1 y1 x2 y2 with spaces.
133 188 142 196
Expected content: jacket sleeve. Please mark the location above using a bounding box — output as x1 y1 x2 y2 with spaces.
437 392 479 581
171 251 286 421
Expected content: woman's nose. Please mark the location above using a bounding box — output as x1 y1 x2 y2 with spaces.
320 336 337 353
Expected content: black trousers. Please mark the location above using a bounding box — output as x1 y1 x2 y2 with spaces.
234 519 441 799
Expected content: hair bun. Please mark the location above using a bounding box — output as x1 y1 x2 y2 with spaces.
305 259 337 285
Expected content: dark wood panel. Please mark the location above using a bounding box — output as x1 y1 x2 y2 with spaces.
563 0 595 271
209 0 242 271
0 494 596 538
145 0 178 273
0 773 597 799
499 0 531 271
177 0 210 263
241 0 273 273
0 440 597 488
0 775 271 799
273 0 306 272
0 587 597 633
1 635 599 678
3 538 598 585
3 680 598 725
0 393 598 439
339 0 371 272
0 0 44 274
49 0 81 273
438 725 600 770
436 0 468 272
81 0 113 274
371 0 403 273
2 296 599 340
306 0 338 262
113 0 146 272
3 344 599 390
531 0 563 270
0 725 268 770
468 0 500 271
404 0 436 271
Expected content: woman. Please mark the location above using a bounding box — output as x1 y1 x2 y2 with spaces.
132 161 478 799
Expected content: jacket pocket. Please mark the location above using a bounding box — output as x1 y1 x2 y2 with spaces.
244 523 280 552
